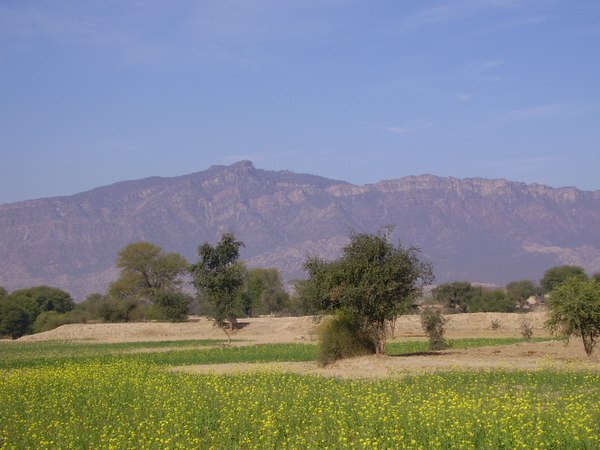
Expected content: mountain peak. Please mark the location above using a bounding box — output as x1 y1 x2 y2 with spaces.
1 163 599 298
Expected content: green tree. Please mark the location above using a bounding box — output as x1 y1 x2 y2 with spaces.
304 230 434 355
152 291 192 322
592 272 600 283
0 286 7 299
540 265 587 293
110 241 188 302
8 286 74 314
466 289 516 313
432 282 481 312
0 300 31 339
288 279 322 316
4 291 41 331
190 233 245 339
241 268 289 316
506 280 539 310
546 277 600 356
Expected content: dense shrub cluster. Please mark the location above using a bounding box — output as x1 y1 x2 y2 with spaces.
317 310 375 365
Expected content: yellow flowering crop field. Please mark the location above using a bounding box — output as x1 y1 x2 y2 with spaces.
1 351 598 449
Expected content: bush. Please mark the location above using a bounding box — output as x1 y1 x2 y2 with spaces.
153 291 191 322
97 297 146 322
317 310 375 366
520 317 533 341
420 307 448 350
32 311 73 333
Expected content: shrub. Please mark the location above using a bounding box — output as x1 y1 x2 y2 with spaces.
153 291 191 322
490 318 501 330
32 311 73 333
420 306 448 350
520 317 534 341
317 310 375 366
98 297 145 322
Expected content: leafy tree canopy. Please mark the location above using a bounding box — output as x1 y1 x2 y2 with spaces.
505 279 540 309
7 285 74 314
541 265 587 293
546 277 600 356
0 300 31 339
110 241 188 301
241 267 289 316
466 289 516 313
432 281 480 312
304 230 434 355
190 233 245 334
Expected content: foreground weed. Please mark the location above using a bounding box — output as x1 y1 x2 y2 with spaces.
1 361 598 449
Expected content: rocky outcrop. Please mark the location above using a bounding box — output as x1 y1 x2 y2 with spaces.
1 160 599 299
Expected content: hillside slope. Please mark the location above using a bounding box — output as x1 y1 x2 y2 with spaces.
1 160 599 298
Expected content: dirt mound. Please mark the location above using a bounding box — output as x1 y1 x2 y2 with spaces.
19 312 550 344
17 316 319 344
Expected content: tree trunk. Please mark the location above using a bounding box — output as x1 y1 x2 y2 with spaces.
374 322 387 355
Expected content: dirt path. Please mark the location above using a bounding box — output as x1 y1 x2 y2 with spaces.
176 339 599 378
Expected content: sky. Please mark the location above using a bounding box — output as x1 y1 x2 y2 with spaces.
1 0 599 204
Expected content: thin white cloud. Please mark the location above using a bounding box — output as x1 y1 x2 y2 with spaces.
381 120 437 135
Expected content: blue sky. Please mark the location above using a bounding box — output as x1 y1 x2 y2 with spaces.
1 0 599 204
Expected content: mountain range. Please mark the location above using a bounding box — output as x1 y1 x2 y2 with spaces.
1 160 599 299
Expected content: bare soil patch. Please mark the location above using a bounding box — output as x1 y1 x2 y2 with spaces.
177 340 599 379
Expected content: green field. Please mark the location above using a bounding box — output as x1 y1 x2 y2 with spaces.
0 339 598 449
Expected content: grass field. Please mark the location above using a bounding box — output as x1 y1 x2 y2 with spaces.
0 338 598 449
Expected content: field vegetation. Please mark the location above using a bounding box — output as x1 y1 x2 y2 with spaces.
0 337 598 449
2 232 600 447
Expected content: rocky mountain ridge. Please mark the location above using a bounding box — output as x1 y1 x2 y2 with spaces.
1 160 599 299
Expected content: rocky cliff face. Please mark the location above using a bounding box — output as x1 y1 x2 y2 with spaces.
1 160 599 299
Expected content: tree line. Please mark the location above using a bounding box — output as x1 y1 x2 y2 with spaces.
0 236 291 339
432 265 598 313
2 230 599 358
